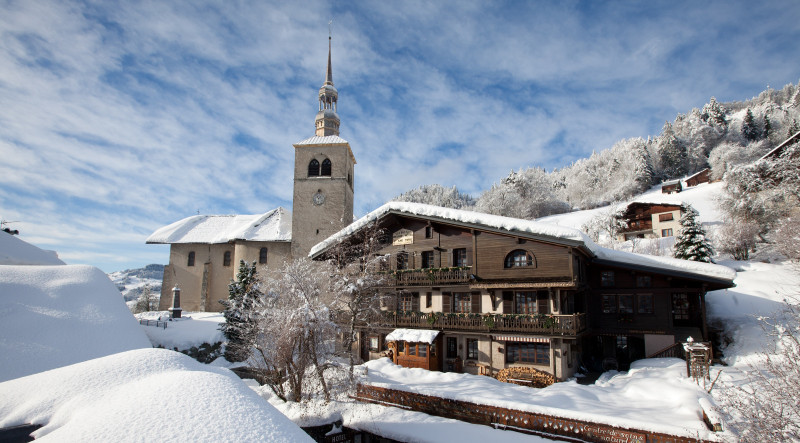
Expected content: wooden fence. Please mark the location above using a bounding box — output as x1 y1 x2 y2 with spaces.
353 384 716 443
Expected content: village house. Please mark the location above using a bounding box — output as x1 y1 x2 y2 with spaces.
685 168 710 187
147 35 355 311
310 203 735 381
616 202 683 241
660 179 682 194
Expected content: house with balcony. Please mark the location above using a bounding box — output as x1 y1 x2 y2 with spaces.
310 202 735 381
617 202 683 241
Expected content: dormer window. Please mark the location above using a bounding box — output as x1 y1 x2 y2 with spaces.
504 249 535 268
321 158 332 176
308 159 320 176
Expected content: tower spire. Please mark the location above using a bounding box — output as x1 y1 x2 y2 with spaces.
315 25 340 137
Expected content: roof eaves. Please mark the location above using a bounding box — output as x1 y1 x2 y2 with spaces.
592 257 735 287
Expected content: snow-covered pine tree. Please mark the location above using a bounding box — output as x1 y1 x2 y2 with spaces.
788 119 800 139
674 205 714 263
742 108 760 141
219 260 259 362
701 97 728 130
763 114 772 139
656 121 688 179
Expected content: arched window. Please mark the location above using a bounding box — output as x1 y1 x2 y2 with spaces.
308 159 320 177
187 251 195 267
321 158 332 176
223 251 232 267
504 249 535 268
259 247 268 264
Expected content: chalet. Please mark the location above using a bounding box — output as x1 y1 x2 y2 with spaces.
685 168 710 187
310 202 735 381
617 202 683 241
759 129 800 161
661 179 682 194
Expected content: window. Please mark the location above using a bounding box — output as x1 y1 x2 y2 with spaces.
399 293 413 312
421 251 434 268
426 292 432 309
636 275 652 288
419 344 428 358
453 248 467 267
223 251 231 267
259 247 268 264
369 337 379 351
637 294 654 314
659 213 674 222
661 228 673 237
504 249 534 268
467 339 478 360
396 252 408 270
515 291 537 314
408 342 416 356
425 226 433 239
321 158 332 176
602 295 617 314
187 251 195 267
447 337 457 358
308 159 320 176
454 293 471 313
672 293 690 321
618 294 634 314
397 341 405 354
506 342 549 365
601 271 615 287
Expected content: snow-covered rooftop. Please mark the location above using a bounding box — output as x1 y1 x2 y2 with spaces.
146 207 291 244
0 348 312 442
294 135 350 145
0 264 151 382
0 233 64 266
385 328 440 344
310 202 736 283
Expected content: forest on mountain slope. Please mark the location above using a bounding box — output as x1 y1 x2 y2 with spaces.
394 81 800 217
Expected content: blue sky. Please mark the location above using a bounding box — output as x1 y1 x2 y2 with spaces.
1 0 799 272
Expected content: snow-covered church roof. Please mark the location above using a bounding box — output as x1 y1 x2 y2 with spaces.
310 202 736 284
294 135 350 145
146 207 292 244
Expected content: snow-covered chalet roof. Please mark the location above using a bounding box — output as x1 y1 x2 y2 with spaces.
385 328 440 344
661 179 682 186
146 207 291 244
294 135 350 145
310 202 736 284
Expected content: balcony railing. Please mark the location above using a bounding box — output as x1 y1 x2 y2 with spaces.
382 267 472 286
379 311 586 336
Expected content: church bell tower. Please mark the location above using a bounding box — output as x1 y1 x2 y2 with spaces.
291 33 356 259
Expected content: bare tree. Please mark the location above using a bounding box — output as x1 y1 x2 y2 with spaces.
714 298 800 441
324 222 391 378
243 258 338 403
133 284 158 313
716 221 760 260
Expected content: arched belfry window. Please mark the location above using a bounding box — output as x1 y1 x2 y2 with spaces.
321 158 332 176
504 249 535 268
308 159 320 177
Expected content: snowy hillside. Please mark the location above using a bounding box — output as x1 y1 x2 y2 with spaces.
108 263 164 302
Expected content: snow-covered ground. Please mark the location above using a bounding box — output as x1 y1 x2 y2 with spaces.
136 310 227 354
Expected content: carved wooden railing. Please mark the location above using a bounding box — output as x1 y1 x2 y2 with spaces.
382 267 472 286
382 312 586 336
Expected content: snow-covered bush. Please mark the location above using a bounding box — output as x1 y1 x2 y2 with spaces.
392 184 475 209
716 221 760 261
774 216 800 262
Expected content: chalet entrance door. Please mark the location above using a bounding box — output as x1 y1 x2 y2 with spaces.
671 293 692 327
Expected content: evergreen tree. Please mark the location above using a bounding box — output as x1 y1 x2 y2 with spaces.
657 121 688 179
742 108 760 141
674 205 715 263
763 115 772 139
701 97 727 130
219 260 259 362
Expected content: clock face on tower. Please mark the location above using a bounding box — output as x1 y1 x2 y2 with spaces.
313 191 326 206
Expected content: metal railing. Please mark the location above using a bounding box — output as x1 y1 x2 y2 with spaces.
139 319 168 329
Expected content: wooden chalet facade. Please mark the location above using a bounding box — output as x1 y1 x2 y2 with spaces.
311 203 735 381
617 202 683 241
685 168 710 187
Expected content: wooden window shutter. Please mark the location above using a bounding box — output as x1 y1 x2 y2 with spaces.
538 291 550 314
471 292 481 314
412 293 420 312
503 291 513 314
442 292 451 313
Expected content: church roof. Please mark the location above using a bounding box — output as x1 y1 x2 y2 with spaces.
146 207 292 244
294 135 350 145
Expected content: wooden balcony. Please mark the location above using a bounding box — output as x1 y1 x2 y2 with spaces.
380 312 586 336
382 267 472 287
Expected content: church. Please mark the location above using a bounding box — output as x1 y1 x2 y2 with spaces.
147 36 355 312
